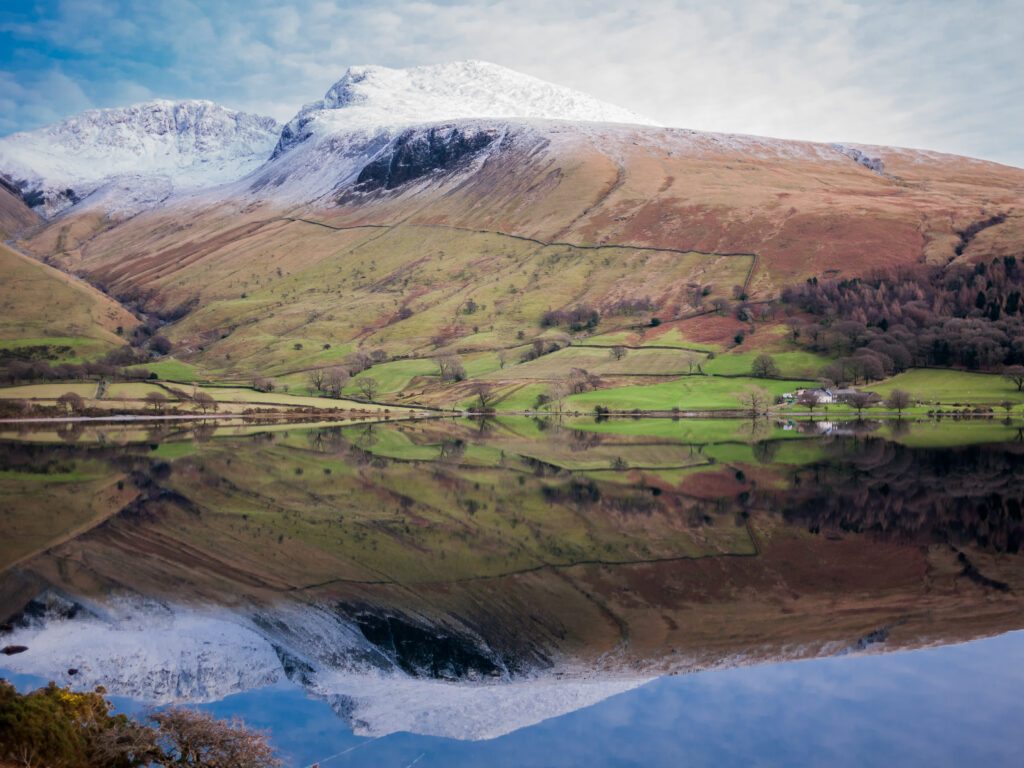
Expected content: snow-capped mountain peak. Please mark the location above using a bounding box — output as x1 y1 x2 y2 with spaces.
0 99 280 217
274 60 657 155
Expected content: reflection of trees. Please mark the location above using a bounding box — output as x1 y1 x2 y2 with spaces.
752 440 780 464
192 423 217 443
352 423 379 450
887 419 911 438
779 439 1024 553
470 415 496 438
56 422 84 443
567 428 604 452
145 425 171 445
439 438 466 464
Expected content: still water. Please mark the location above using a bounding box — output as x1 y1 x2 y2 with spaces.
2 416 1023 766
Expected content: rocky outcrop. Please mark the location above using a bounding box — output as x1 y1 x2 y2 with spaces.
351 125 499 192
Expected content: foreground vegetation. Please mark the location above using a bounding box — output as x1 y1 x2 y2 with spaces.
0 680 280 768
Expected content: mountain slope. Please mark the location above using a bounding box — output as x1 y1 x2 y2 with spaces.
0 100 279 217
4 61 1024 391
0 243 137 355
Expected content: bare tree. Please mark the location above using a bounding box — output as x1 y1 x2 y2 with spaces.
468 381 496 411
497 349 507 369
151 708 282 768
307 368 326 392
743 386 771 418
194 391 218 414
610 346 627 361
437 354 466 382
326 367 350 398
56 391 85 415
796 390 820 414
885 389 913 416
1004 365 1024 392
751 354 781 379
252 377 275 393
847 390 877 417
356 376 379 401
548 380 571 413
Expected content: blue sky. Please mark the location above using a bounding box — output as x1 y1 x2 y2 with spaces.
2 1 1022 166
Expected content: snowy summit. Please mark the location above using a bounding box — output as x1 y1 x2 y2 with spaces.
274 60 658 154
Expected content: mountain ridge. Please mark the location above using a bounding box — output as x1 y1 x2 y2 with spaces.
0 99 280 217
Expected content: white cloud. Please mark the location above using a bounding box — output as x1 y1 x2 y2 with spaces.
1 0 1022 166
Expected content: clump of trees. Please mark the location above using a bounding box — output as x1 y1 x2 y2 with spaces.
605 297 655 316
540 304 600 332
2 357 156 386
520 335 569 363
783 257 1024 373
0 680 281 768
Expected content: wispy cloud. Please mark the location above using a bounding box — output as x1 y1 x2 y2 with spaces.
1 0 1021 166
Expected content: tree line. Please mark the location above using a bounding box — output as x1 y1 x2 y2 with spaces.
782 257 1024 379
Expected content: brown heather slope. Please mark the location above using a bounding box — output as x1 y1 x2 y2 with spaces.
0 183 38 240
0 243 138 349
13 123 1024 378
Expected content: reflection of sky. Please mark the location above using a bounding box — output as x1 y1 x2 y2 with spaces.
6 631 1024 767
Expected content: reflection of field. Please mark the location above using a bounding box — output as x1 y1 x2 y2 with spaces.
158 435 759 586
4 416 1024 672
0 456 131 572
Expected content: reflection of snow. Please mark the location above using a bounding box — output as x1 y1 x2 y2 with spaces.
321 673 651 740
3 597 281 704
2 594 650 741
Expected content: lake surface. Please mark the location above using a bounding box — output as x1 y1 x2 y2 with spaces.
2 416 1023 766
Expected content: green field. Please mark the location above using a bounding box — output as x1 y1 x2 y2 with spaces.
0 382 100 400
126 358 204 382
487 345 705 380
567 376 813 412
865 369 1021 405
702 350 830 378
345 358 439 395
104 382 178 400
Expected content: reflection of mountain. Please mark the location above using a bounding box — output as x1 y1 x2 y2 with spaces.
2 419 1024 739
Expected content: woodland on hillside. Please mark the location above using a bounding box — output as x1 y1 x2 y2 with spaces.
782 256 1024 385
